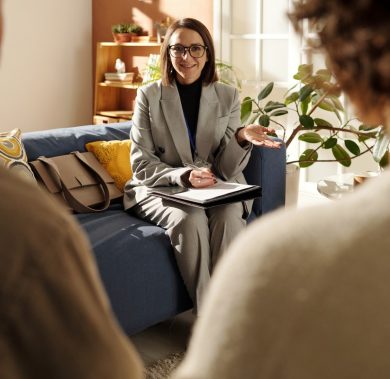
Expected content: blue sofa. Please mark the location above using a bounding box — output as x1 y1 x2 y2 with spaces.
22 122 286 335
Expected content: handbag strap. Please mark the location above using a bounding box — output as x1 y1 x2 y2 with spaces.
38 152 110 213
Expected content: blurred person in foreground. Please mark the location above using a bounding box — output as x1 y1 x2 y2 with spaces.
173 0 390 378
0 1 143 377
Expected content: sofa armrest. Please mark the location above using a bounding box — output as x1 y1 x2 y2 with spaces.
243 140 286 219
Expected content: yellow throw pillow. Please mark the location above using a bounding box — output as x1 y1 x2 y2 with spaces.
86 139 132 191
0 128 36 183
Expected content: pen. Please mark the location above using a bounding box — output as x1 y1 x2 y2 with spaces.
184 161 212 170
184 163 202 170
184 163 217 183
184 163 214 174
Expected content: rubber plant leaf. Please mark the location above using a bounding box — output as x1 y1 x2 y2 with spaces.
258 82 274 101
299 149 318 168
298 132 323 143
240 97 252 124
332 144 351 167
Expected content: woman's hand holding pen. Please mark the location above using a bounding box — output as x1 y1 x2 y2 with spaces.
236 124 281 148
188 166 217 188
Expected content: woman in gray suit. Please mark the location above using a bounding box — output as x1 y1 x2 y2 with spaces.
124 18 280 312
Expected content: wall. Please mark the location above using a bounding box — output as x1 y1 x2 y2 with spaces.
93 0 213 51
0 0 92 133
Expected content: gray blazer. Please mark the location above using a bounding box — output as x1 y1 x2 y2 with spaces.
124 80 252 210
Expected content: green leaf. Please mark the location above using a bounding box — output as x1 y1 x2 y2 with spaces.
299 84 313 102
270 109 288 117
329 96 344 111
314 118 332 127
373 129 390 163
315 69 331 82
332 144 351 167
318 100 336 112
344 140 360 156
323 137 337 149
298 132 323 143
358 132 377 142
359 124 379 131
258 82 274 101
259 114 270 127
285 92 299 105
299 115 315 128
299 149 318 168
379 150 389 168
293 64 313 80
240 97 252 124
264 101 286 113
334 108 342 123
300 96 310 115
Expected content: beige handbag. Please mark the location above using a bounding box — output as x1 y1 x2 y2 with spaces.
30 151 123 213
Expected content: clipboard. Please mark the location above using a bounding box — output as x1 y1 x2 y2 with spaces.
149 181 261 209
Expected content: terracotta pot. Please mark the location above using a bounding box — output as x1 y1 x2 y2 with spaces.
112 33 133 43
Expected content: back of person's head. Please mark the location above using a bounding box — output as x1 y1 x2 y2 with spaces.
290 0 389 126
160 18 218 86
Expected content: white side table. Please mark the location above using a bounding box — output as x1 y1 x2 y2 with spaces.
317 173 355 200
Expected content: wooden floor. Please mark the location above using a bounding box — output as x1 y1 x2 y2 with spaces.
130 310 195 365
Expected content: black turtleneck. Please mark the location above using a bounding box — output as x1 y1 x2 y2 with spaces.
176 78 202 155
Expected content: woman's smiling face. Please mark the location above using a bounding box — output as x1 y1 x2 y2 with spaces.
168 27 208 85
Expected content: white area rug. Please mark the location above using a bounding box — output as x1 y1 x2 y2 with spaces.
144 352 185 379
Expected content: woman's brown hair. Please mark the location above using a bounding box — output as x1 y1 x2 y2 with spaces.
160 18 218 86
289 0 389 107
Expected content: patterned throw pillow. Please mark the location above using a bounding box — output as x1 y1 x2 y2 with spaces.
0 129 36 183
86 139 132 191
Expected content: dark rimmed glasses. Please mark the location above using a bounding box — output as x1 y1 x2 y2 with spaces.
168 44 207 58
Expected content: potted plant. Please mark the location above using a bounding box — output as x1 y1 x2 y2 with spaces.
240 64 389 170
112 23 143 43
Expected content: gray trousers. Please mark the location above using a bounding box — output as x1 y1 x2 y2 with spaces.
131 196 247 312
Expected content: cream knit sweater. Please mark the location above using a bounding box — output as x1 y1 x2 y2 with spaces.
174 169 390 379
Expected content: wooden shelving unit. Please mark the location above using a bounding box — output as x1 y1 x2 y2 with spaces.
93 42 161 124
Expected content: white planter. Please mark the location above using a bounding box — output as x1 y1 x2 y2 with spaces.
285 163 300 208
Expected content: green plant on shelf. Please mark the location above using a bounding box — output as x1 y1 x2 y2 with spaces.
112 23 143 35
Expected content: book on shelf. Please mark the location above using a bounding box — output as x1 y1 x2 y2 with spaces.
104 80 136 86
104 72 135 82
149 180 261 209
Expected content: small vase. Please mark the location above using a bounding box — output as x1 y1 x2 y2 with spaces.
285 163 300 207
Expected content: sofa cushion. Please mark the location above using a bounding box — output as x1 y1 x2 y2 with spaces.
22 122 131 161
0 128 36 183
75 204 192 335
86 139 132 191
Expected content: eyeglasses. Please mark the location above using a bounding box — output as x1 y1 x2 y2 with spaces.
168 44 207 58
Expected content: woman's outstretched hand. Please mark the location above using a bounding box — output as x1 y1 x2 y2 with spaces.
236 124 281 148
189 168 217 188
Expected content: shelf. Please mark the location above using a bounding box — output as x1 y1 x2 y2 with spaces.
98 82 141 89
98 110 133 119
94 41 161 124
99 42 161 47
